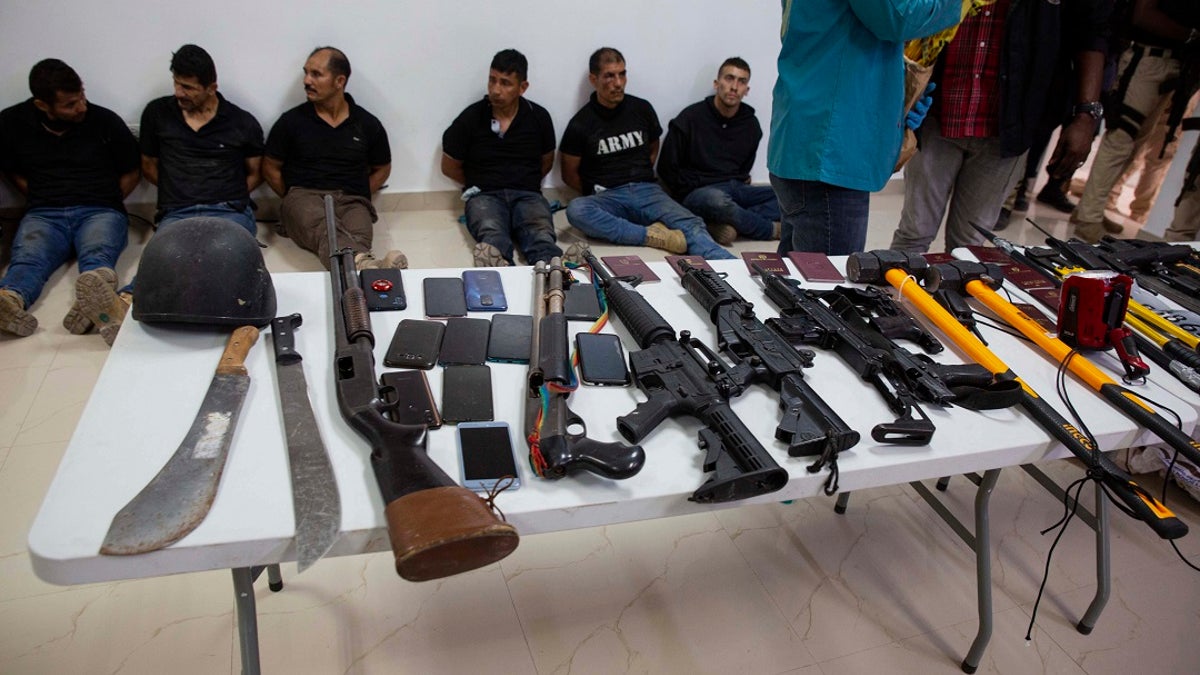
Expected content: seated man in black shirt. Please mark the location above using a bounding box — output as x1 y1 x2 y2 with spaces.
141 44 265 236
0 59 139 338
262 46 405 271
560 47 734 259
657 57 780 247
441 49 562 267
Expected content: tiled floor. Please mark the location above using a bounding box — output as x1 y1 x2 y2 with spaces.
2 184 1198 674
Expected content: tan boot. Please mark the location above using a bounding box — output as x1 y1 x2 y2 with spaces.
0 288 37 337
471 242 510 267
62 302 94 334
644 222 687 254
706 223 737 246
75 268 129 347
355 250 409 270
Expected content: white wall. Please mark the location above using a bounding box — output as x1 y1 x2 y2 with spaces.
0 0 783 199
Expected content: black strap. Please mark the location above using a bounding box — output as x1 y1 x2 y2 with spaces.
950 379 1024 411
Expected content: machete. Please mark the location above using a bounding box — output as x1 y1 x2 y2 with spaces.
270 313 340 572
101 325 260 555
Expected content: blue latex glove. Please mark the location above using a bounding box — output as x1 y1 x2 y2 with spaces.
905 82 936 131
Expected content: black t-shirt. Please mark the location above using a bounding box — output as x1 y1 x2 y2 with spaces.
657 96 762 199
265 94 390 197
0 99 139 210
442 96 555 193
560 93 661 195
140 94 265 210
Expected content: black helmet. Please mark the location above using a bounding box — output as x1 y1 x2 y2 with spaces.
132 217 276 327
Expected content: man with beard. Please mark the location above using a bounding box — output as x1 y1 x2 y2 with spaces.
263 46 405 270
139 44 265 236
0 59 139 338
657 57 780 246
441 49 562 266
560 47 734 259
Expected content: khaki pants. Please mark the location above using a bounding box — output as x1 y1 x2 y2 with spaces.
1164 141 1200 242
1075 46 1181 228
1110 91 1200 219
280 187 377 270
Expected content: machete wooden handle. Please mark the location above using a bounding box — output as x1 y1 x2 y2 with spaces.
217 326 260 376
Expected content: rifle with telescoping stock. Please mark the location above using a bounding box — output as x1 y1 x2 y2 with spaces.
583 251 787 503
525 257 645 479
324 194 518 581
675 260 858 493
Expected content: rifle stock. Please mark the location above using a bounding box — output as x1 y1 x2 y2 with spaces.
324 195 518 581
584 251 787 503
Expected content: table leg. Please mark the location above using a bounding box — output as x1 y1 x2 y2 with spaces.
1076 482 1111 634
834 491 851 514
232 567 262 675
960 468 999 674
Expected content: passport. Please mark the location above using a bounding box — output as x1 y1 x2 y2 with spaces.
600 255 660 283
742 251 789 276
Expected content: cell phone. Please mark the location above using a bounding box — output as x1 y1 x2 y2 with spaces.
457 421 521 492
383 319 445 369
423 277 467 318
487 313 533 363
441 364 493 423
563 282 602 321
379 370 442 428
575 332 630 386
462 270 508 312
438 317 491 366
360 269 407 311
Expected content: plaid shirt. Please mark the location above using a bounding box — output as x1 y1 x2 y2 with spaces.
936 0 1011 139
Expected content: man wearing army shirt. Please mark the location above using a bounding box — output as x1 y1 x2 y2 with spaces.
560 47 734 259
263 46 406 270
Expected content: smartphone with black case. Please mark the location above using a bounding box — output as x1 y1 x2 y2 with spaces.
462 270 508 312
423 277 467 318
438 317 491 366
360 269 407 311
575 332 630 386
441 364 493 423
564 282 602 321
457 421 521 492
487 313 533 363
379 370 442 428
383 319 445 369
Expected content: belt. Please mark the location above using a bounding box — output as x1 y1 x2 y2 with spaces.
1131 42 1176 60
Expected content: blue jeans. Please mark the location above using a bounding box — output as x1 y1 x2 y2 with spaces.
682 180 779 240
160 202 257 238
464 189 561 265
770 175 870 256
565 182 734 259
0 206 128 307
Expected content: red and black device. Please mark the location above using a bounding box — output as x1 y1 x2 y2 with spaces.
1058 270 1149 380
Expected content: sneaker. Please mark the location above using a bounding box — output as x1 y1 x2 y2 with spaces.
75 268 129 347
706 223 737 246
0 288 37 337
471 242 510 267
994 207 1013 232
644 222 687 254
563 242 590 266
1037 185 1076 213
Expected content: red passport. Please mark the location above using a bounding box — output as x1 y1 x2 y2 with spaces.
787 251 845 283
742 251 790 276
600 255 660 283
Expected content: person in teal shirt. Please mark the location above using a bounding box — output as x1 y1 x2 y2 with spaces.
769 0 960 254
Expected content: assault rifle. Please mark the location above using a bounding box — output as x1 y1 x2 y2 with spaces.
676 261 857 492
525 257 645 479
754 266 1019 446
325 195 518 581
583 251 787 503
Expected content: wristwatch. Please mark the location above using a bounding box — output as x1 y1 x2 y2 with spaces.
1187 27 1199 45
1072 101 1104 121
